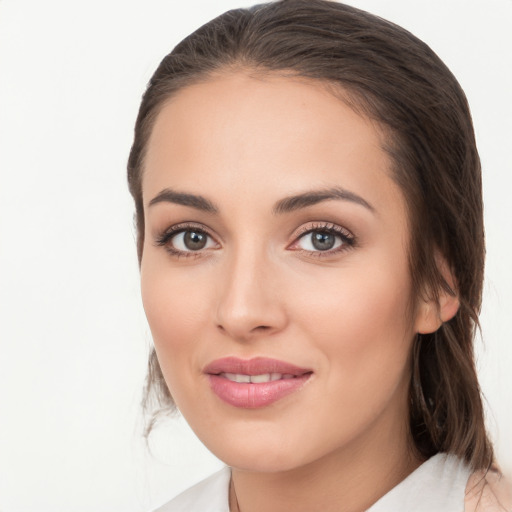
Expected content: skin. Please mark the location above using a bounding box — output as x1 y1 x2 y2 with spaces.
140 72 456 512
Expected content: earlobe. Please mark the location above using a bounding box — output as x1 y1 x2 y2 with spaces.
414 255 460 334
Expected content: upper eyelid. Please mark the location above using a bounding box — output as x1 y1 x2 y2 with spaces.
288 222 356 252
155 222 219 246
159 222 215 237
292 222 354 239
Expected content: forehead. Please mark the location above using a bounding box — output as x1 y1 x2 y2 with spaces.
142 71 405 223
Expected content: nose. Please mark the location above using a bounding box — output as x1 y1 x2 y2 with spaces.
214 248 288 342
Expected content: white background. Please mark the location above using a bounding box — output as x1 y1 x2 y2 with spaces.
0 1 510 510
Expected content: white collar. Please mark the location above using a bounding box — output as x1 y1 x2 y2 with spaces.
367 453 471 512
153 466 230 512
154 453 470 512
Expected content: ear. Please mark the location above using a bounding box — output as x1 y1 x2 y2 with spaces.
414 254 460 334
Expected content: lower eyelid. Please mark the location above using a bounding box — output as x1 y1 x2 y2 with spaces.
155 224 222 259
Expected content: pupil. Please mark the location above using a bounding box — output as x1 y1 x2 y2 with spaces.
312 231 335 251
184 231 207 250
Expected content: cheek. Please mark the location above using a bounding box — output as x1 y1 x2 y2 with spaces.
293 255 415 389
140 261 217 417
141 249 210 327
289 268 414 456
140 256 212 378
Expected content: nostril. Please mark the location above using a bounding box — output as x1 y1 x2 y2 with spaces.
216 324 269 331
216 323 273 339
253 325 271 332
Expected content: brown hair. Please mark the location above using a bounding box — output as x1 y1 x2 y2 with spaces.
128 0 493 470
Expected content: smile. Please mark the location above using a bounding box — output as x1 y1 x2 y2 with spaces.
221 372 297 383
204 357 312 408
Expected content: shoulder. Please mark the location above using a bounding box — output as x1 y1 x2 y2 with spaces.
152 467 231 512
465 467 512 512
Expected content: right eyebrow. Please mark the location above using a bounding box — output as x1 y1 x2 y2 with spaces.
148 188 219 214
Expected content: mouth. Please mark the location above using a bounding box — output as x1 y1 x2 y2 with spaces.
220 372 299 383
204 357 313 409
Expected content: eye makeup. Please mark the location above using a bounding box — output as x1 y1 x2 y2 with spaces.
154 222 219 259
288 221 356 259
154 219 356 261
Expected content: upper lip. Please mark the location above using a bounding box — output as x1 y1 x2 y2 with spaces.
204 357 312 376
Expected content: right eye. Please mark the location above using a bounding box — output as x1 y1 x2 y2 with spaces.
172 229 215 251
156 225 219 257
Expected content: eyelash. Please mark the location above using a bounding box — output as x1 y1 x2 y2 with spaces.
289 222 356 257
155 221 356 259
155 222 218 259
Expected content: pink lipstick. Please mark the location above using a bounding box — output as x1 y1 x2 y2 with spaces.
204 357 312 408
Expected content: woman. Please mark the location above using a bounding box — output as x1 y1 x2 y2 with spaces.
127 1 511 510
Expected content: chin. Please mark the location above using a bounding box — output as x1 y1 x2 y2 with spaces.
193 418 335 474
214 443 308 473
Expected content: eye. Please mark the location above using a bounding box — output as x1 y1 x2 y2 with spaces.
298 230 343 251
289 223 355 255
172 229 215 251
155 224 219 256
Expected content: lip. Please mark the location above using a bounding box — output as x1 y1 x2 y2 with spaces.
204 357 312 409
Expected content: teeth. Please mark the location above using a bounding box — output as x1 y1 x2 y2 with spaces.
224 373 251 383
249 373 270 383
222 373 286 383
251 373 283 383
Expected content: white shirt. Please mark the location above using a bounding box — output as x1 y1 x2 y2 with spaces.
153 453 471 512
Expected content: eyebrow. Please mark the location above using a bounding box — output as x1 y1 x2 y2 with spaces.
272 187 375 214
148 188 219 213
148 186 374 215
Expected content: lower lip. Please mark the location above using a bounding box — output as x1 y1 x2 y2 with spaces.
208 374 311 408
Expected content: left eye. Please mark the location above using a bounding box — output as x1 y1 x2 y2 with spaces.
296 230 344 252
170 229 217 252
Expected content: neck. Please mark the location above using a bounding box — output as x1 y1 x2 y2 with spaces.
229 415 423 512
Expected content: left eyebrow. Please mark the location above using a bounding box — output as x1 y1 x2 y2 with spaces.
272 187 375 215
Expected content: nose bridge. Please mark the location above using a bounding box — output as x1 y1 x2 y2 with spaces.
215 241 286 340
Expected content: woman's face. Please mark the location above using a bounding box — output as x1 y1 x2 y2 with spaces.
140 72 433 472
